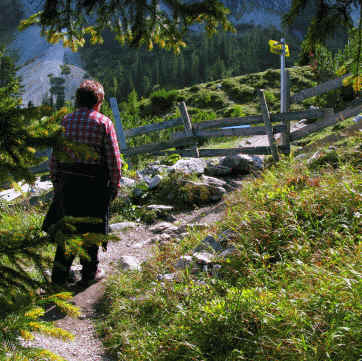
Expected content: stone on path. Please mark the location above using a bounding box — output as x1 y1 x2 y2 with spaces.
110 222 138 233
118 256 142 271
149 222 178 234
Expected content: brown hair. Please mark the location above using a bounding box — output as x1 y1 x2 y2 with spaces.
75 79 105 109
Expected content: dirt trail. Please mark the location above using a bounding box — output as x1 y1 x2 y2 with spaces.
23 118 362 360
23 200 228 360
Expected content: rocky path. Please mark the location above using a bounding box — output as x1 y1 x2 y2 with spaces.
22 201 228 360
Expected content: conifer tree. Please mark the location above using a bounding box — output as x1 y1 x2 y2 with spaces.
284 0 361 93
19 0 235 54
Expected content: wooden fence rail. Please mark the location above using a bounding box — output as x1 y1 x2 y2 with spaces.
30 71 361 174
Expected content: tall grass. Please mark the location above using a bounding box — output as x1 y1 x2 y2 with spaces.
98 137 361 360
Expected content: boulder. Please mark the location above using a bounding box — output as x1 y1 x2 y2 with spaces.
170 158 207 175
220 154 257 174
183 181 226 203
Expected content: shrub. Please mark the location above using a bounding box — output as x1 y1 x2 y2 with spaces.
150 88 178 113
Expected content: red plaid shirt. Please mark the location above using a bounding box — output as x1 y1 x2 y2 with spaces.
50 107 122 190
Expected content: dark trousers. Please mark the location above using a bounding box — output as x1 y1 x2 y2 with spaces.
51 243 99 284
43 163 111 285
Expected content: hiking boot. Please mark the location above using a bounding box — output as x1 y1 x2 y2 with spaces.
75 268 105 289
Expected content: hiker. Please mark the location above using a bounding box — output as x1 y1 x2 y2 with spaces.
43 79 122 287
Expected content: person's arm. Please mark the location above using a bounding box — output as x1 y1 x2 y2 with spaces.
104 119 122 199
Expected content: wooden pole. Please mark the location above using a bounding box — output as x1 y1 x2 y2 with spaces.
109 97 131 168
258 89 279 162
178 102 199 158
281 69 291 154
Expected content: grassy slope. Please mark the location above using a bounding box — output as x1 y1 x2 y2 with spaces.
136 65 351 121
98 120 361 360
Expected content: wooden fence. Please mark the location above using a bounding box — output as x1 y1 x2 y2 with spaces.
110 71 362 162
29 71 361 174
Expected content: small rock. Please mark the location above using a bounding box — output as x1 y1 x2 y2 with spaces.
200 175 227 187
148 175 162 189
118 256 142 271
132 239 154 249
220 247 237 258
353 114 362 123
110 222 138 233
193 252 214 264
174 256 193 270
171 158 207 175
194 235 223 252
157 273 181 282
119 177 136 188
146 204 173 212
149 222 178 233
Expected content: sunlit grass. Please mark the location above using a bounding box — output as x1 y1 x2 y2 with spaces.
98 135 361 361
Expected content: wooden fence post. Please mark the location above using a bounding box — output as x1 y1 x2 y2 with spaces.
281 69 291 154
109 97 131 168
258 89 279 162
178 102 199 158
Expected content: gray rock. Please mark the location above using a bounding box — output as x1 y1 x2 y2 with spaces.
132 239 154 249
193 252 214 264
200 175 226 187
174 255 193 270
205 164 233 177
148 175 162 189
353 114 362 123
220 247 237 258
204 235 223 252
194 235 222 253
146 204 173 212
149 222 178 233
120 177 137 188
220 154 253 174
176 223 209 234
171 158 207 175
157 272 182 282
110 222 138 233
210 187 227 201
118 256 142 271
184 181 226 203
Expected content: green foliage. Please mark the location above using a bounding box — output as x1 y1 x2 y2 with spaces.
0 291 79 360
78 26 300 102
99 137 362 360
0 51 66 185
19 0 234 54
150 88 178 114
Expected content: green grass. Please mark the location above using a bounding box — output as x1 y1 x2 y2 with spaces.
98 134 361 361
